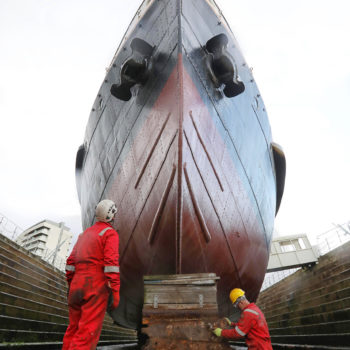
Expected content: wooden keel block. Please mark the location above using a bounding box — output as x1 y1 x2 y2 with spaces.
141 273 231 349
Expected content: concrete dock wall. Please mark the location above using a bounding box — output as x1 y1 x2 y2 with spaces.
257 240 350 347
0 233 136 349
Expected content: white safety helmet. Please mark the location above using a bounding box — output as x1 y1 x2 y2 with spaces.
95 199 117 223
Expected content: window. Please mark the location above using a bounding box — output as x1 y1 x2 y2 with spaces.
280 241 296 253
298 238 306 250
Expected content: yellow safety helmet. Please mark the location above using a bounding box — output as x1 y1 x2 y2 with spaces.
229 288 245 306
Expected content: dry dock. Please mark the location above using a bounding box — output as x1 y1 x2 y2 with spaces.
1 231 350 349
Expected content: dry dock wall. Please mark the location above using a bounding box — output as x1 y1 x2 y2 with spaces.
257 240 350 348
0 233 136 349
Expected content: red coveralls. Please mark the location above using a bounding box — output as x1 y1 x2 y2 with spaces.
221 303 272 350
62 221 120 350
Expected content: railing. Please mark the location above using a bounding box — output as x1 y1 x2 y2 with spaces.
261 268 300 291
0 213 66 272
40 247 66 272
0 213 23 241
316 222 350 255
261 221 350 291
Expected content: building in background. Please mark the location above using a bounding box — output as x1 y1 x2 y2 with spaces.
15 220 73 270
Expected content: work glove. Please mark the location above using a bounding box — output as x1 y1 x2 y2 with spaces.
212 328 222 337
111 290 120 310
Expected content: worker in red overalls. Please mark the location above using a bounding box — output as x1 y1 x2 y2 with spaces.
212 288 272 349
62 199 120 350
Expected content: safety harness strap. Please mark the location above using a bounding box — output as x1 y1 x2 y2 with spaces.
104 265 120 273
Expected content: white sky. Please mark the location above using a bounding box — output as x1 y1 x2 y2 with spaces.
0 0 349 245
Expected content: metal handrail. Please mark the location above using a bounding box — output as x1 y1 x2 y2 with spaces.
0 213 23 241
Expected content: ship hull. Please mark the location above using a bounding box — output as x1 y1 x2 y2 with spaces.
76 0 283 328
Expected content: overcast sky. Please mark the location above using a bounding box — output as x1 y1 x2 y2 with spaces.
0 0 349 245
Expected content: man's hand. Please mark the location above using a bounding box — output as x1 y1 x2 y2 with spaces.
224 317 232 326
112 291 120 309
212 328 222 337
217 317 232 328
